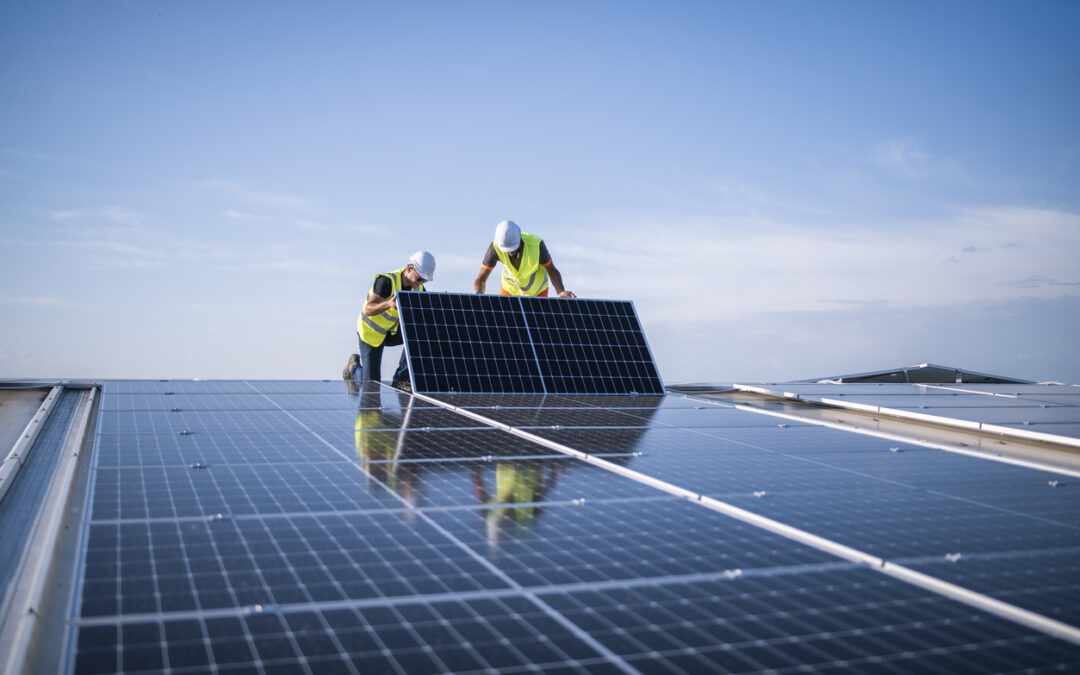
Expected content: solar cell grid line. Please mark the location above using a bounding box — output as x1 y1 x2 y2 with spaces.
396 290 663 395
413 390 1080 648
397 292 543 394
235 380 641 673
64 381 1080 672
525 297 662 395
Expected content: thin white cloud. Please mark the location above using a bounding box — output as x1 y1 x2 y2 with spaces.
873 138 930 176
0 147 82 162
0 293 70 307
340 222 386 235
225 258 354 277
428 251 478 273
562 206 1080 322
48 206 145 226
1012 276 1080 288
222 209 263 220
187 180 306 209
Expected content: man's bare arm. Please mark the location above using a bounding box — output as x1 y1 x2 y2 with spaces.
474 267 493 294
547 264 576 298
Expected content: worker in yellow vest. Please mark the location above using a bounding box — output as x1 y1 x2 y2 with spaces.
471 460 561 548
344 250 435 392
473 220 576 298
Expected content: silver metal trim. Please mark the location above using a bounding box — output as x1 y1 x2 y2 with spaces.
1 387 97 675
0 385 63 505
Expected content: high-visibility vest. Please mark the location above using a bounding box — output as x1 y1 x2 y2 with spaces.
495 233 549 296
484 462 544 529
357 268 424 347
355 407 396 487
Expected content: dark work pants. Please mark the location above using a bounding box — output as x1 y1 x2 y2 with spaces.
355 332 409 383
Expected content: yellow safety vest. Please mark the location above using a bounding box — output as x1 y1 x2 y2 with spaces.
355 406 398 487
357 268 424 347
495 233 549 296
483 462 544 531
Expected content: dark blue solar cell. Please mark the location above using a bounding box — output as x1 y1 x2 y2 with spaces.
65 381 1080 673
396 292 663 395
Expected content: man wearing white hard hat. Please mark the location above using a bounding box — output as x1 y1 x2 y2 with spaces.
473 220 576 298
344 250 435 392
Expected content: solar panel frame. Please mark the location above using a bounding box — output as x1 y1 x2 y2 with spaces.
396 291 664 395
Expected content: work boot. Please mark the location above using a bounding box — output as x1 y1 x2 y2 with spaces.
343 354 360 380
343 354 360 394
391 379 412 394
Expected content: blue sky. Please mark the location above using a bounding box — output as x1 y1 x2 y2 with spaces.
2 1 1078 384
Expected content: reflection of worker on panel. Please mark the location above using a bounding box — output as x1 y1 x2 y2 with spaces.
471 460 561 550
354 384 423 513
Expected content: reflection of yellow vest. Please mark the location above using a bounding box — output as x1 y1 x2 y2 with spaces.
357 269 425 346
355 409 397 487
495 233 549 296
490 462 542 525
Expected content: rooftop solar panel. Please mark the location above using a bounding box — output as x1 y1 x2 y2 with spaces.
738 382 1080 445
51 380 1080 673
396 291 664 395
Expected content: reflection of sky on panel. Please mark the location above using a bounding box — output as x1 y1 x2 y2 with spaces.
76 597 621 674
894 405 1079 428
79 513 513 618
354 428 557 462
98 409 309 435
504 395 1080 632
102 391 433 412
364 457 661 512
539 569 1078 673
886 397 1077 409
428 498 835 586
909 552 1080 627
103 380 358 395
724 488 1080 558
293 407 490 431
91 462 391 519
71 381 1080 673
429 393 701 409
472 406 654 428
533 425 884 458
94 431 349 467
101 393 283 411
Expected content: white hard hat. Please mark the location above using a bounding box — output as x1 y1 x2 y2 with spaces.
408 250 436 281
494 220 522 253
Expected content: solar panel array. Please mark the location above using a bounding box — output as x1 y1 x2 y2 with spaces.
62 379 1080 673
396 292 664 395
737 381 1080 443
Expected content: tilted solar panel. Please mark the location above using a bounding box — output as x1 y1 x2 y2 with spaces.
396 291 664 395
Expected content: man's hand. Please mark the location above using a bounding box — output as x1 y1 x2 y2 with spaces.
558 290 576 298
363 292 397 316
